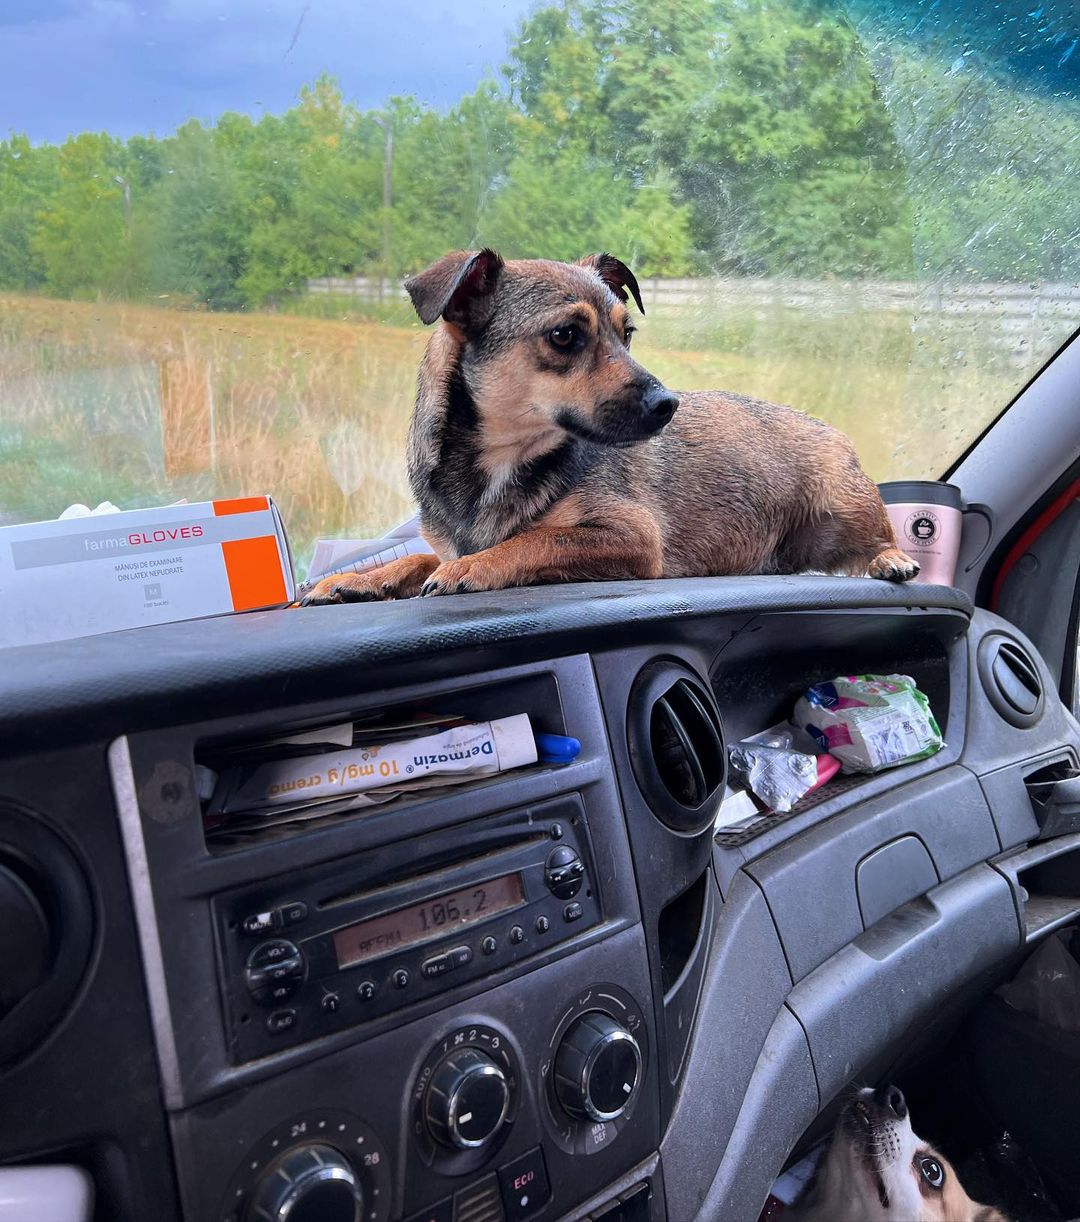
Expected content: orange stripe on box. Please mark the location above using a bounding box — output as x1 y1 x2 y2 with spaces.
221 535 288 611
213 496 269 516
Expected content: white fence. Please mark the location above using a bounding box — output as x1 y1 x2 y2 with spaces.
307 275 1080 361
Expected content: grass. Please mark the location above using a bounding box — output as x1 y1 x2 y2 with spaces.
0 291 1036 577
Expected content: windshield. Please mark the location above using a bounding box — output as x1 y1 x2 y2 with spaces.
2 0 1078 576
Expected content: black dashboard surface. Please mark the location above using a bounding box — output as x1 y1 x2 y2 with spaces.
8 573 1076 1222
0 576 971 749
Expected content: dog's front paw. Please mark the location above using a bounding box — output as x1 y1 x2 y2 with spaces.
869 548 921 583
420 556 504 597
300 554 439 605
300 572 390 605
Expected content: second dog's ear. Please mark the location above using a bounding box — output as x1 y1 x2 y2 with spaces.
404 249 504 328
578 253 645 315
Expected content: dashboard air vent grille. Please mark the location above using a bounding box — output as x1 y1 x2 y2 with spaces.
628 663 726 834
978 634 1044 728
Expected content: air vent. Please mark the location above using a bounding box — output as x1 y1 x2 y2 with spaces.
978 634 1044 728
627 663 726 834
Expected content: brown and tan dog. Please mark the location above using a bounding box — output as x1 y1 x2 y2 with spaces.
303 250 918 604
788 1085 1008 1222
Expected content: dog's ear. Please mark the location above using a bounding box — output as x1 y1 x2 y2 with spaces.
404 249 504 328
578 253 645 315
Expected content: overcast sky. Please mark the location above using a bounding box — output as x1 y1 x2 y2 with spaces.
1 0 537 145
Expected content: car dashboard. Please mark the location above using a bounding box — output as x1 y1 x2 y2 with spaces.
1 575 1078 1222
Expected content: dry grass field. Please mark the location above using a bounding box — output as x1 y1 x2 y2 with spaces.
0 292 1028 576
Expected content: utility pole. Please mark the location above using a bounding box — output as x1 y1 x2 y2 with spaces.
113 175 132 296
113 175 131 226
373 117 393 302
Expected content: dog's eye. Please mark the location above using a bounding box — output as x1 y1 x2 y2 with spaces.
624 324 636 347
548 325 582 351
918 1157 945 1190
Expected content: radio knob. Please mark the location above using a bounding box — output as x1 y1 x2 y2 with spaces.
544 845 585 900
554 1011 642 1123
244 939 305 1007
424 1047 511 1150
245 1143 362 1222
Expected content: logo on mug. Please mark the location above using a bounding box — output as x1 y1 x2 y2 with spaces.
904 510 939 546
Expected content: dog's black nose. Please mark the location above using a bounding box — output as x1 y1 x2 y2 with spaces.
874 1084 908 1120
642 385 679 425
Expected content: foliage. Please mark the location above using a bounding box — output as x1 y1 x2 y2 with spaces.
1 0 1077 308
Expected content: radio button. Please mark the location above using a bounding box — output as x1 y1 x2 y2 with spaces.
321 992 341 1014
264 979 300 1004
249 938 299 967
393 968 410 989
280 901 308 926
563 902 584 923
261 955 303 982
265 1009 297 1034
422 953 452 979
481 936 498 956
450 945 473 968
535 916 550 935
246 944 305 1005
356 980 377 1002
241 910 276 935
509 925 525 945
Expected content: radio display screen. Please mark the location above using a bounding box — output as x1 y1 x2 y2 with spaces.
332 872 526 969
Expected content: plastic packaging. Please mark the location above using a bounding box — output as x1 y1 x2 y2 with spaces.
793 674 943 774
211 715 537 816
998 929 1080 1033
728 741 817 813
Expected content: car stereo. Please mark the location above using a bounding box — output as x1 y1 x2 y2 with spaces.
214 797 599 1061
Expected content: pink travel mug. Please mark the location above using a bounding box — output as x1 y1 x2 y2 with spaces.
879 482 993 586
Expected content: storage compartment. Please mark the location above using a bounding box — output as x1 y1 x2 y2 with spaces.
993 831 1080 941
198 671 568 850
710 610 953 749
1027 757 1080 839
709 608 957 848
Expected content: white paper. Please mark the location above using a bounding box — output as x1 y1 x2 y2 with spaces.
713 786 761 831
305 513 431 587
300 535 436 595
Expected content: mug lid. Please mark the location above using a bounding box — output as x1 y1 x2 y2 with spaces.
878 480 961 507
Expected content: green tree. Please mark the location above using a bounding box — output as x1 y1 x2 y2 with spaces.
504 0 913 276
144 118 255 309
32 132 145 297
0 135 59 290
236 79 383 305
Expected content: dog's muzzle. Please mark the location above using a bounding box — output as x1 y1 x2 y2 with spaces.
640 384 680 430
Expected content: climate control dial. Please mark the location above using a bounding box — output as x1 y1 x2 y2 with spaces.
554 1011 642 1123
245 1144 362 1222
424 1047 511 1149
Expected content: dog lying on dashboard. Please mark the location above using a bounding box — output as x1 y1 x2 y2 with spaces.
303 250 918 604
788 1085 1008 1222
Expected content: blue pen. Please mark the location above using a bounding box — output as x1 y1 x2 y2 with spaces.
535 732 582 765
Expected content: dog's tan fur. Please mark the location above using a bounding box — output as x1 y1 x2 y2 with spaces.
789 1087 1009 1222
303 250 917 605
